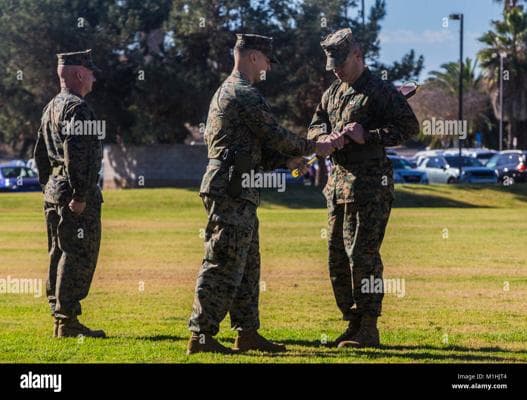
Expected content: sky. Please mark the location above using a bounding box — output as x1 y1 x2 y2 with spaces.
365 0 504 80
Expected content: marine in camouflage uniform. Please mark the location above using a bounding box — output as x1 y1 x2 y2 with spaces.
307 29 419 347
34 50 105 338
187 34 331 354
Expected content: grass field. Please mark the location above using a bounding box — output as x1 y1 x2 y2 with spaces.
0 184 526 363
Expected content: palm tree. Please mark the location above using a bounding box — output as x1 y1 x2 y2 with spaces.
428 58 483 95
494 0 525 12
478 6 527 149
424 58 490 148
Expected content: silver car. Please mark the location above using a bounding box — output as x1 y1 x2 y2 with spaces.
417 155 497 184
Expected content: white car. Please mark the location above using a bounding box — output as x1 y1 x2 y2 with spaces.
414 150 445 167
417 155 498 184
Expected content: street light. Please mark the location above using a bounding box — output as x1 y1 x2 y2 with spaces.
449 13 464 178
492 51 507 151
499 52 506 151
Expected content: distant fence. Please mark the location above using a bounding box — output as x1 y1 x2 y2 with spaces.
103 144 208 189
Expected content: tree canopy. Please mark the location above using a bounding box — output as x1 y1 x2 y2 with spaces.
0 0 423 157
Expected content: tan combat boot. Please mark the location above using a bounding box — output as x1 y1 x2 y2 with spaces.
57 318 106 338
331 314 362 347
233 329 286 353
186 333 233 355
337 315 380 348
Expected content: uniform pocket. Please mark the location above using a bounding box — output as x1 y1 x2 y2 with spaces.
57 206 78 254
44 177 72 205
322 174 334 201
331 167 355 204
204 223 237 263
200 165 228 195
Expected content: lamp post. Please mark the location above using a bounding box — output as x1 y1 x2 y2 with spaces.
499 52 506 151
449 13 464 178
492 51 507 151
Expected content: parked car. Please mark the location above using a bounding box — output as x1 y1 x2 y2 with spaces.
442 148 498 166
6 159 27 167
404 156 419 168
414 150 445 167
485 150 527 184
0 162 41 192
388 155 428 184
26 158 38 173
417 155 497 184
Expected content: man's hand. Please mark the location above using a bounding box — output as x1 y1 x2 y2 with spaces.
325 131 347 150
286 156 309 176
69 199 86 215
315 130 349 157
342 122 366 144
315 139 335 157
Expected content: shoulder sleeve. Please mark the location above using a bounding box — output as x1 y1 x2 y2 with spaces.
237 86 315 156
365 81 420 147
63 102 98 201
307 86 332 141
34 104 53 187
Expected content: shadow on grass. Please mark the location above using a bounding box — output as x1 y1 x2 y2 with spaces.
184 183 527 209
347 348 521 363
280 338 325 347
393 187 486 208
260 184 527 209
127 335 524 362
272 340 525 362
279 339 522 352
182 185 327 209
230 349 521 362
260 186 326 209
395 183 527 208
138 334 186 342
259 185 486 209
461 183 527 205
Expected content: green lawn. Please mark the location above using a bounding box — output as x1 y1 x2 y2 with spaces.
0 184 526 363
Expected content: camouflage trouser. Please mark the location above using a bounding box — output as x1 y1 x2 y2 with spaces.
327 194 392 318
44 201 102 319
189 195 260 335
